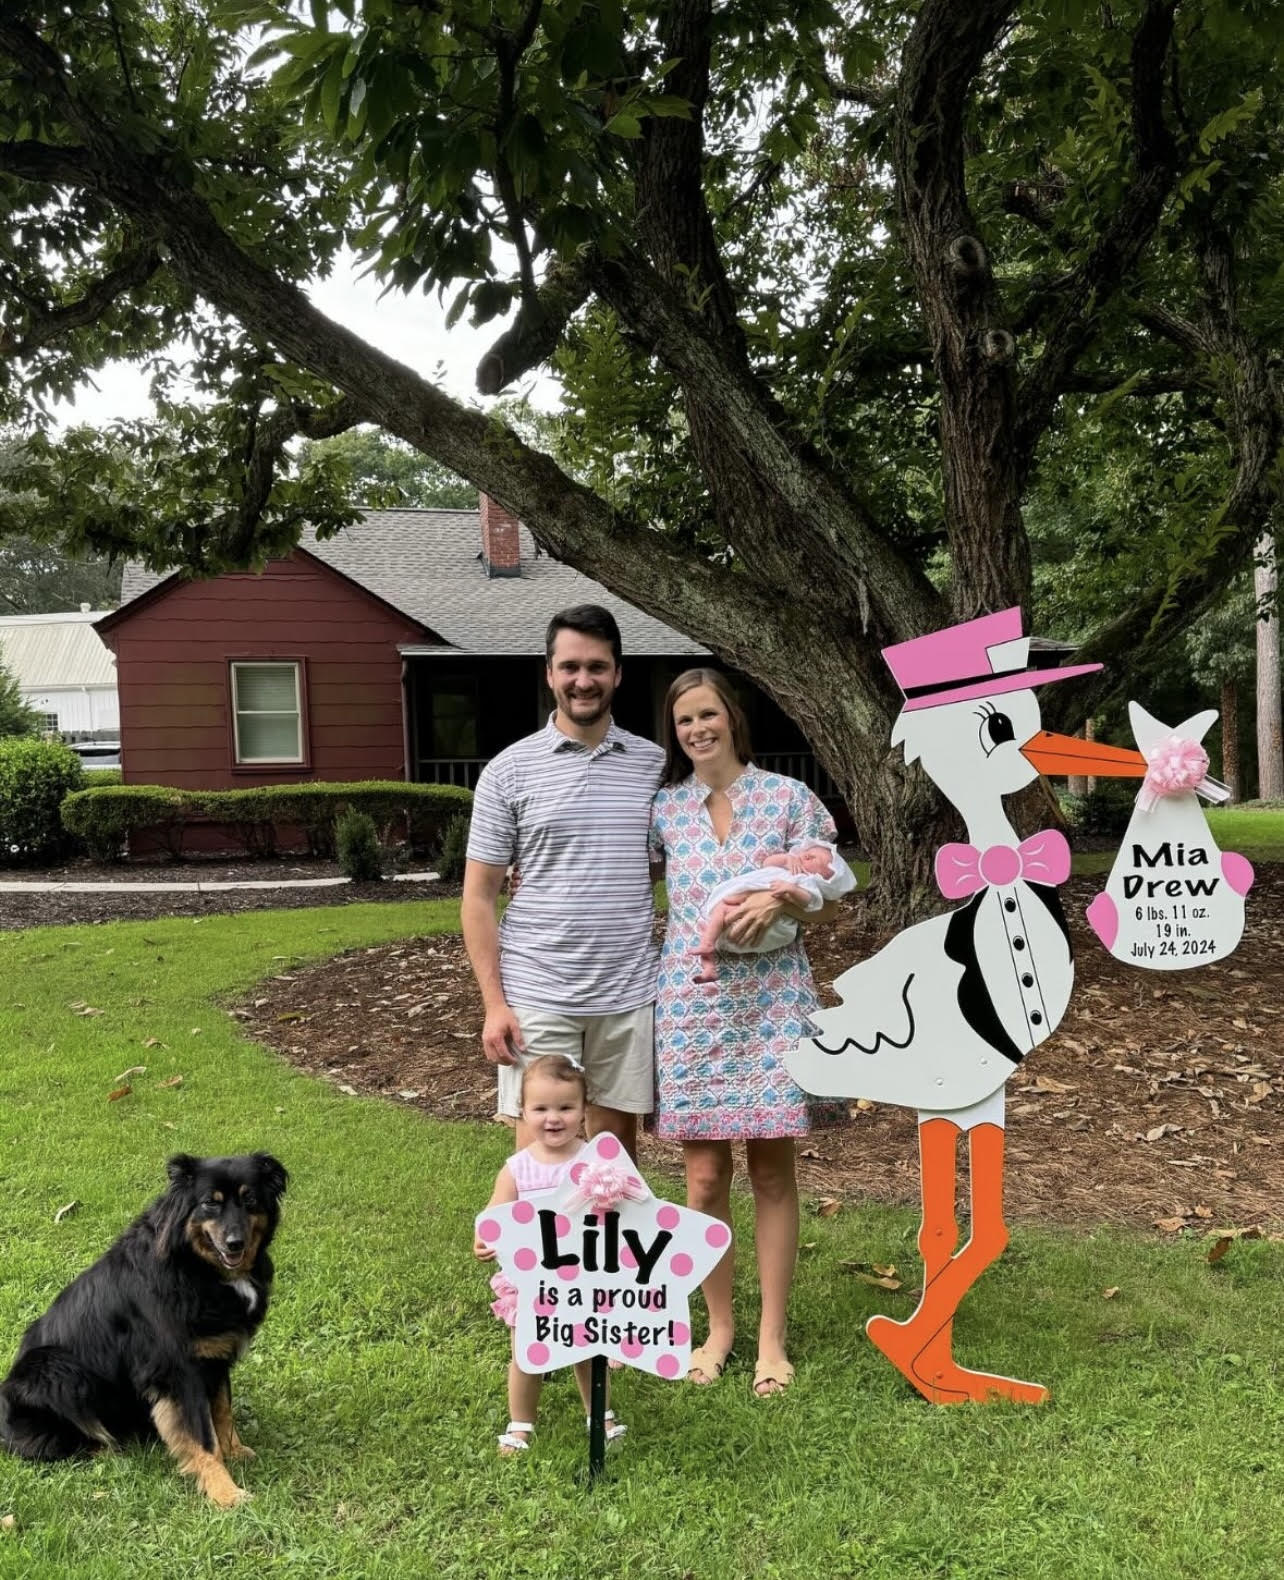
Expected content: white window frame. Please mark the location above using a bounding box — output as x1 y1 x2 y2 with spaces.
230 661 304 765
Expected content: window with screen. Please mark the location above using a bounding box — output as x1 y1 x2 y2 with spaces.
230 662 303 764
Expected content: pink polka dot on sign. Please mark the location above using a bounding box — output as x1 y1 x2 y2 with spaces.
671 1253 693 1276
477 1219 500 1243
570 1162 586 1184
597 1135 621 1160
656 1206 680 1230
557 1263 579 1281
527 1342 550 1367
656 1354 680 1379
620 1247 637 1269
705 1222 731 1248
620 1339 643 1359
672 1322 690 1345
512 1201 535 1224
573 1324 590 1347
554 1214 571 1237
534 1299 556 1316
514 1248 537 1272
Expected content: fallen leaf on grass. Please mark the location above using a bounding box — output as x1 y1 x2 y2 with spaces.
1102 1287 1120 1299
1194 1204 1213 1218
815 1197 842 1217
157 1075 183 1089
1207 1225 1263 1268
53 1201 79 1224
839 1261 903 1290
69 1002 103 1017
113 1065 146 1083
142 1037 166 1049
0 1515 13 1531
1153 1216 1189 1233
107 1085 132 1102
1143 1124 1182 1143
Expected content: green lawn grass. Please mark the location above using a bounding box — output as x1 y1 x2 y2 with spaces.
1 904 1283 1578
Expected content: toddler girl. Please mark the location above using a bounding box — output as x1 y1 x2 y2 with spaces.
474 1054 626 1454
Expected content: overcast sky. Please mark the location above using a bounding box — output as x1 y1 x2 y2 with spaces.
51 249 559 431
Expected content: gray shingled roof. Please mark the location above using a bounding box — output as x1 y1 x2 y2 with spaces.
118 508 707 658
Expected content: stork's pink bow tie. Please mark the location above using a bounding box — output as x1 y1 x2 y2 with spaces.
935 829 1071 899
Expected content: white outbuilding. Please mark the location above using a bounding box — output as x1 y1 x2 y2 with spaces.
0 606 119 737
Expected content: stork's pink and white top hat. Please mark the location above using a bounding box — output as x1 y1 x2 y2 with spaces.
883 607 1102 713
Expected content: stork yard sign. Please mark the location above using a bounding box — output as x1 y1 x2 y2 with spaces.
785 608 1253 1408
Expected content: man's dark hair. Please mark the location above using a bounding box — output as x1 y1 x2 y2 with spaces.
545 604 623 664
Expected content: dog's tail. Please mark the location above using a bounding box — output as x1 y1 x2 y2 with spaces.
0 1346 119 1461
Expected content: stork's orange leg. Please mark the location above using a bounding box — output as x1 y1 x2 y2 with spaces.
868 1122 1048 1406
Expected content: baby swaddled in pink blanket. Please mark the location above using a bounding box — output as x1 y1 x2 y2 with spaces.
690 840 857 983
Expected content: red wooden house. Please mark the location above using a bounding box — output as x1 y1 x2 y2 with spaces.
99 499 834 797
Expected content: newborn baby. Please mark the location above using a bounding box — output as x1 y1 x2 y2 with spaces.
691 840 857 983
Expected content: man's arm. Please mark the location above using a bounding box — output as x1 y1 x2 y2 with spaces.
461 858 527 1066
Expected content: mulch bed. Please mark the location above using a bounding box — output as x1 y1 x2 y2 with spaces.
6 854 1281 1234
231 871 1284 1237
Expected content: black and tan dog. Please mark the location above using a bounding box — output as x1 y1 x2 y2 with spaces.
0 1152 286 1507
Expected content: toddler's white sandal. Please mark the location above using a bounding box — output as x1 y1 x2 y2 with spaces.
497 1420 534 1454
586 1409 627 1441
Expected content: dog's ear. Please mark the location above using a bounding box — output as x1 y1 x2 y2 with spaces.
166 1153 198 1187
252 1153 288 1202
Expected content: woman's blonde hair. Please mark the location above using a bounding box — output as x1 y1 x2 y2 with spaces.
661 668 754 785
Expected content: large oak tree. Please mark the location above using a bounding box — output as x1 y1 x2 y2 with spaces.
2 1 1282 916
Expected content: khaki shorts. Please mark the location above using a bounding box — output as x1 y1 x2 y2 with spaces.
496 1003 655 1119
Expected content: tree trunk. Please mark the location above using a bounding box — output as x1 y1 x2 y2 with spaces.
1255 531 1284 800
1220 679 1241 803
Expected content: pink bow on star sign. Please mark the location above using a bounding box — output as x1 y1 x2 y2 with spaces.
563 1158 649 1215
935 829 1072 900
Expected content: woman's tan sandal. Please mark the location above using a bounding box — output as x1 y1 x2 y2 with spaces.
497 1420 534 1454
687 1344 733 1384
752 1360 795 1397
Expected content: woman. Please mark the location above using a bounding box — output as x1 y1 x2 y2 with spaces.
648 669 845 1395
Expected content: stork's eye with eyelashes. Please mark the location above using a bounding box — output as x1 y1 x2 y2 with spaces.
976 703 1016 755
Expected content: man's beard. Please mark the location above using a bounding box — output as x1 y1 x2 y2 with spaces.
558 686 614 724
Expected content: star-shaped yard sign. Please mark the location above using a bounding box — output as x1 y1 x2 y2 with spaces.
475 1133 731 1379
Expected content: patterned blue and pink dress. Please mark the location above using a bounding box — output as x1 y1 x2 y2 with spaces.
649 766 845 1141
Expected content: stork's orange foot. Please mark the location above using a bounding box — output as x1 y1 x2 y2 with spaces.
866 1315 1048 1407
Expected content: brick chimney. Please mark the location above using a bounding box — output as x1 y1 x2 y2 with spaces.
480 493 521 578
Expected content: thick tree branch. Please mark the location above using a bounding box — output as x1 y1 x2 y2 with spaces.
475 251 592 393
1013 1 1181 479
0 138 92 184
0 244 161 355
590 246 940 635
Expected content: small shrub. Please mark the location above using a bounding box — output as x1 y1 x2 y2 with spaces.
436 811 471 882
61 783 187 862
0 737 84 863
335 806 383 881
1059 781 1137 839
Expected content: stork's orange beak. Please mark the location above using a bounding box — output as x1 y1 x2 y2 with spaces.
1020 730 1148 778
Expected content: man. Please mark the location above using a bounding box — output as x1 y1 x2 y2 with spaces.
461 604 664 1155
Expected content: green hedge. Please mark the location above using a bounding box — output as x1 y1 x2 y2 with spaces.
60 780 473 862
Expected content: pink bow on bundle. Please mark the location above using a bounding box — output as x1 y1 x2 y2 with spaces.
564 1159 649 1214
935 829 1071 900
1138 735 1223 812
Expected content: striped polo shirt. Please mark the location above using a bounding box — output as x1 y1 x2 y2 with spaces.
467 716 665 1014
